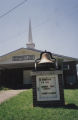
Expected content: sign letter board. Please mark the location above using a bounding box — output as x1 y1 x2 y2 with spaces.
36 75 60 101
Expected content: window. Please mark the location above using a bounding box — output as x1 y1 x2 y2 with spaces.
63 64 70 70
66 75 76 85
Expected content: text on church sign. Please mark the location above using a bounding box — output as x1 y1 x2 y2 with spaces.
12 55 35 61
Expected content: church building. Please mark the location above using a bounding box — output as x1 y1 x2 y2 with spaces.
0 20 78 89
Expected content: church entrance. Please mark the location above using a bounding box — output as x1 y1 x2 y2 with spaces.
23 70 32 88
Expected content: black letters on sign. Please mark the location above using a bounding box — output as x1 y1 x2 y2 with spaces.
12 55 35 61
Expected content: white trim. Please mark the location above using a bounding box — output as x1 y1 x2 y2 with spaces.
31 70 63 76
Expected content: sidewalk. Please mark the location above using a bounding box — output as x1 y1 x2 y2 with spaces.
0 89 26 104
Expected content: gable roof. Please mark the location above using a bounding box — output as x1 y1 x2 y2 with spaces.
0 47 78 63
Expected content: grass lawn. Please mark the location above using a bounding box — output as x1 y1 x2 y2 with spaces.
0 89 78 120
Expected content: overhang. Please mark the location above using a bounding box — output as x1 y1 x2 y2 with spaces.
0 62 34 70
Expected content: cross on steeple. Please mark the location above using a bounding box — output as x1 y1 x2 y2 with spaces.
26 19 35 49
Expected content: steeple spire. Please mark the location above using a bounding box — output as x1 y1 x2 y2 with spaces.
28 19 33 43
26 19 35 49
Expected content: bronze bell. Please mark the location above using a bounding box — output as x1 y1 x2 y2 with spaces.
35 50 56 71
38 52 54 64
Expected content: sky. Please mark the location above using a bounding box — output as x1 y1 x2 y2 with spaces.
0 0 78 58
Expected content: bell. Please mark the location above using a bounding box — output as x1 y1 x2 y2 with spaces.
38 52 54 64
35 50 56 70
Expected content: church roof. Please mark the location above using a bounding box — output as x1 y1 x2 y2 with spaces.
0 47 78 62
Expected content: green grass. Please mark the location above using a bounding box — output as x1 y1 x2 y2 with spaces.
0 89 78 120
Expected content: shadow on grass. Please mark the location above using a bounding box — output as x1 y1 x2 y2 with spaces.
64 104 78 110
51 104 78 110
38 104 78 110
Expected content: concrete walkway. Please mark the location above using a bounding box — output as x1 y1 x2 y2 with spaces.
0 89 26 104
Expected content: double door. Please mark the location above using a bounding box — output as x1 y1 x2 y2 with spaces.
23 70 32 85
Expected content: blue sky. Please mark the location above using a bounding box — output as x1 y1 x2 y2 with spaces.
0 0 78 58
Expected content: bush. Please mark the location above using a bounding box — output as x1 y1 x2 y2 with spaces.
0 86 9 91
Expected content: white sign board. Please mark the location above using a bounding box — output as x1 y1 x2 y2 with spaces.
36 75 60 101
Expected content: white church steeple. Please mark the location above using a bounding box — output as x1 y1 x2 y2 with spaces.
26 19 35 49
